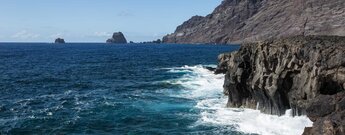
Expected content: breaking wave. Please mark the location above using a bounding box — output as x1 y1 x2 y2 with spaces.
165 65 313 135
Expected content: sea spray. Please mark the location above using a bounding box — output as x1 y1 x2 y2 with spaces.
165 65 313 135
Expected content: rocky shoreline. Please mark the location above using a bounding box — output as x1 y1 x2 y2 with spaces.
215 36 345 135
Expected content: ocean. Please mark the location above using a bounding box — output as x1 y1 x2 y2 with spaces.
0 43 312 135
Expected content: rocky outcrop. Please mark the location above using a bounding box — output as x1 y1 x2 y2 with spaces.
303 92 345 135
106 32 127 44
54 38 65 44
216 36 345 134
139 39 162 44
163 0 345 44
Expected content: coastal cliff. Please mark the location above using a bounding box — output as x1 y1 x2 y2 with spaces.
216 36 345 134
163 0 345 44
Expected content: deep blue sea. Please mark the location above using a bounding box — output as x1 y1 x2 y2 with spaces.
0 43 312 135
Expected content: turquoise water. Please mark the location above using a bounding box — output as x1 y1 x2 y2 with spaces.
0 43 312 135
0 43 240 134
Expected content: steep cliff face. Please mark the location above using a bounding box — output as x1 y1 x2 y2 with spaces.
216 36 345 134
163 0 345 44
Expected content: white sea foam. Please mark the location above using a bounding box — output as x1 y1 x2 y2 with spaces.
165 65 224 99
166 65 313 135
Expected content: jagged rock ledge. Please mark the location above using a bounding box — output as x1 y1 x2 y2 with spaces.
215 36 345 134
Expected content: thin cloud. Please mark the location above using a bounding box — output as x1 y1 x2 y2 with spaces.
153 33 165 38
117 11 134 17
50 33 63 38
12 30 40 39
93 32 112 37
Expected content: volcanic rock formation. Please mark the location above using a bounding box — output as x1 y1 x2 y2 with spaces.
215 36 345 134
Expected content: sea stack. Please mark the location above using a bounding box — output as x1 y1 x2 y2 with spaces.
106 32 127 44
55 38 65 44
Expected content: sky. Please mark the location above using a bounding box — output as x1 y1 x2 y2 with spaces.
0 0 222 42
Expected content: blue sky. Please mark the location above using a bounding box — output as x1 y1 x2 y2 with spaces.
0 0 222 42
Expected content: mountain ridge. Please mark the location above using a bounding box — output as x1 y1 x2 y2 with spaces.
163 0 345 44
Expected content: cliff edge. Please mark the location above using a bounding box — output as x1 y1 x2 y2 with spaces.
163 0 345 44
216 36 345 134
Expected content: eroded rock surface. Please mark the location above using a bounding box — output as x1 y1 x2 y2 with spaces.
164 0 345 44
216 36 345 134
303 92 345 135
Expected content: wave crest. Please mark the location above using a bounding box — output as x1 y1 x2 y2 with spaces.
165 65 313 135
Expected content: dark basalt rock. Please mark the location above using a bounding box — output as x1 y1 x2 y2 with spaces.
106 32 127 44
215 53 234 74
54 38 65 44
303 92 345 135
164 0 345 44
140 39 162 44
204 66 216 72
216 36 345 134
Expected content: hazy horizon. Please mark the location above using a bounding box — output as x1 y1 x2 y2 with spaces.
0 0 222 43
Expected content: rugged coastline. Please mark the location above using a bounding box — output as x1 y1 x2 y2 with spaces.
163 0 345 44
215 36 345 134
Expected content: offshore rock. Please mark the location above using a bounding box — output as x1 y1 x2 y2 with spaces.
106 32 127 44
163 0 345 44
54 38 65 44
216 36 345 134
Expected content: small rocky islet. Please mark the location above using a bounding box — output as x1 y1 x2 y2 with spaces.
106 32 127 44
105 32 162 44
54 38 65 44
